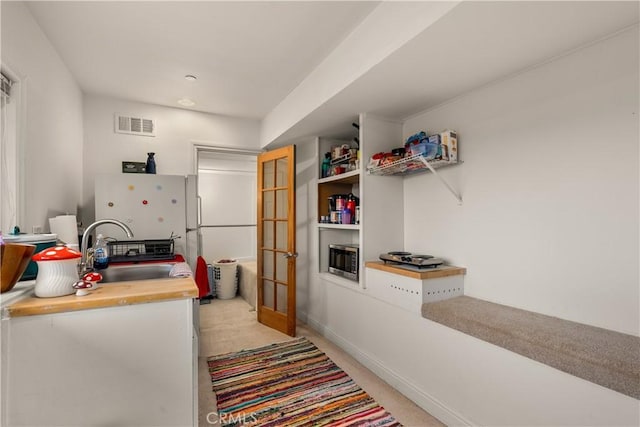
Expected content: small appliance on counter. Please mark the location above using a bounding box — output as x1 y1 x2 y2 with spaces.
379 251 444 269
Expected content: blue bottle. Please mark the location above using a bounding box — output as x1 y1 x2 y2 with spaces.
146 152 156 174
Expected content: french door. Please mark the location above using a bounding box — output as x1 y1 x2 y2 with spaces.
256 145 297 336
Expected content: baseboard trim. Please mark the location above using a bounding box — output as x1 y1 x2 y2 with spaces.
304 315 475 427
297 309 308 325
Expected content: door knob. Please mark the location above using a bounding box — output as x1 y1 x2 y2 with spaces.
283 252 298 258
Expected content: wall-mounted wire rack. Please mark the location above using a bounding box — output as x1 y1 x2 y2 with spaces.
367 154 463 204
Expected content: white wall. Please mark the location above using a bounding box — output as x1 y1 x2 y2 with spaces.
403 27 639 336
306 283 639 427
1 1 84 232
81 94 260 226
295 137 318 318
300 27 639 427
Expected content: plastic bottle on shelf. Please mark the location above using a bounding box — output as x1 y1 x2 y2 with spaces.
93 234 109 270
346 194 357 224
321 153 331 178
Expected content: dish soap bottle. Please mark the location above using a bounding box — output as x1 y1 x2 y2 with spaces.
93 234 109 270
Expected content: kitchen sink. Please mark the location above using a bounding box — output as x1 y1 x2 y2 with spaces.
98 263 176 283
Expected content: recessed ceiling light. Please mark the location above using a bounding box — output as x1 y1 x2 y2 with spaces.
184 75 197 82
177 98 195 107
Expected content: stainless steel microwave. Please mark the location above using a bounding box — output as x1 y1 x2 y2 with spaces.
328 244 359 281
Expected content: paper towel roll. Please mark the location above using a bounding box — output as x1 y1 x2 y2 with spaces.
49 215 79 246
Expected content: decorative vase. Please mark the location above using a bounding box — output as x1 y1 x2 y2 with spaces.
145 152 156 174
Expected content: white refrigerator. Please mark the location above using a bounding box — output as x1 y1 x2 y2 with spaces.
94 174 200 268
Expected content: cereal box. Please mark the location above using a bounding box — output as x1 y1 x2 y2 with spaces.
440 130 458 162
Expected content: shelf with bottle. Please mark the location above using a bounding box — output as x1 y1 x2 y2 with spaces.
330 152 353 166
320 140 360 180
317 223 360 230
318 192 360 227
318 169 360 184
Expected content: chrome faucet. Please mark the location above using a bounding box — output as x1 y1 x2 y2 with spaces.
80 219 134 274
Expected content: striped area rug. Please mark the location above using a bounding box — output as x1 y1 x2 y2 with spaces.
208 337 401 426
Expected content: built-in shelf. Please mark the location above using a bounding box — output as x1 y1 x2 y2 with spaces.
317 223 360 230
318 169 360 185
319 272 362 290
330 152 354 166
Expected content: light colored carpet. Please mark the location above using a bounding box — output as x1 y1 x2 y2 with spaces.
198 297 443 427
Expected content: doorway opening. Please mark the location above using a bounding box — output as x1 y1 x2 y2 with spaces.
195 146 260 309
196 148 258 262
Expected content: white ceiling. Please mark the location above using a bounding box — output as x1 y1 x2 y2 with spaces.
269 0 640 144
25 1 640 145
27 1 378 119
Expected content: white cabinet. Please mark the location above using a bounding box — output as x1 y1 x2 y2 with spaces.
366 262 466 314
2 299 196 426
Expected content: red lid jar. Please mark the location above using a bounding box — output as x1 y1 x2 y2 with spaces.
32 246 81 298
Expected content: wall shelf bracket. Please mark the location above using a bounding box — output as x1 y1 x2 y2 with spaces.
418 156 463 205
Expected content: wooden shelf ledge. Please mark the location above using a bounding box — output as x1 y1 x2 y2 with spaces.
422 296 640 399
365 261 466 280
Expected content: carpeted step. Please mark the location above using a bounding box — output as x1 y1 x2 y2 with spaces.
422 296 640 399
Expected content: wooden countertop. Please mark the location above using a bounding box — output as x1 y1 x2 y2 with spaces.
5 278 198 318
365 261 466 280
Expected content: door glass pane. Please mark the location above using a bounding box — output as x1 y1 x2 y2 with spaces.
263 160 275 189
276 158 288 187
276 252 288 282
276 283 287 313
275 221 287 251
263 280 274 309
263 190 274 219
263 220 274 249
263 250 274 280
276 189 288 218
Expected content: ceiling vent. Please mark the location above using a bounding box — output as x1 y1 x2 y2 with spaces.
115 114 156 137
